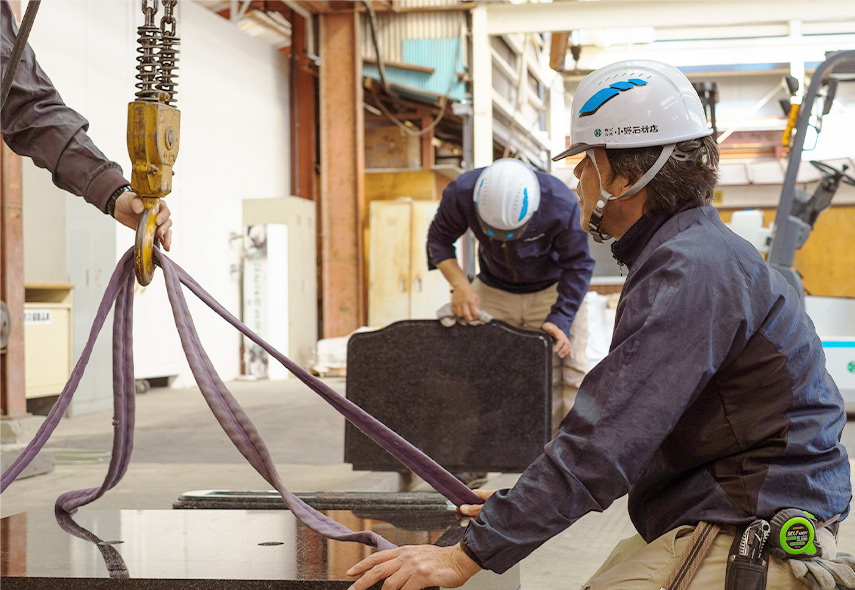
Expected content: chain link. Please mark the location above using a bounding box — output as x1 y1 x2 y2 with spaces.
135 0 160 100
134 0 179 103
160 0 177 36
156 0 180 104
141 0 158 18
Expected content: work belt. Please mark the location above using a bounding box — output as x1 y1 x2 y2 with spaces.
661 522 722 590
661 511 840 590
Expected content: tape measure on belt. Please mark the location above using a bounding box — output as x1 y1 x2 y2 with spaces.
769 509 822 559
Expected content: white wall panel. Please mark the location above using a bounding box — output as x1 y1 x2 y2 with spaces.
21 0 291 409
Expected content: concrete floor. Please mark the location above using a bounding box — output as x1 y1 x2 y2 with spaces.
2 377 854 589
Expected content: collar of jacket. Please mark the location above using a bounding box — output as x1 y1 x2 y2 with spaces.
611 203 695 269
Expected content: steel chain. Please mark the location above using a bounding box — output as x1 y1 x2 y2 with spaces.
141 0 157 18
161 0 177 36
135 0 160 100
157 0 179 103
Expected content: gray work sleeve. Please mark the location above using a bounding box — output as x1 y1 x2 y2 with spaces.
1 0 127 213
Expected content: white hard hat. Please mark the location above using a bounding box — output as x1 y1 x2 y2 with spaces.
553 60 712 161
473 159 541 241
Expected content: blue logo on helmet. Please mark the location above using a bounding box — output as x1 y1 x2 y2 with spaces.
579 78 648 117
519 188 529 222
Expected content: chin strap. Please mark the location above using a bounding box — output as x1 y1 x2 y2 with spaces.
586 144 676 243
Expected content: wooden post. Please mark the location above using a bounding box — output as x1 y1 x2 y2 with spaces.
319 9 365 337
421 116 435 170
1 136 27 418
1 0 28 418
290 10 318 202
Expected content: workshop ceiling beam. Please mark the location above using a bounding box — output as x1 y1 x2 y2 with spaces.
484 1 855 36
568 32 855 73
319 9 365 337
370 1 475 14
291 1 336 14
215 1 294 20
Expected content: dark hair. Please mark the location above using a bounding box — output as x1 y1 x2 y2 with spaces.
604 135 720 214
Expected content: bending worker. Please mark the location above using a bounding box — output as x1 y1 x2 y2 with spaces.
1 0 172 248
348 59 851 590
426 157 595 421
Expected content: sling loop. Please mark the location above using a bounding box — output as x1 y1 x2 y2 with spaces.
2 248 483 552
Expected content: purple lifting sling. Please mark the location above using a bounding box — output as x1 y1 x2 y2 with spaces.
1 248 483 551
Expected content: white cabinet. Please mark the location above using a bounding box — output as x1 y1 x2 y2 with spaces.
243 197 318 370
368 200 452 328
24 285 73 399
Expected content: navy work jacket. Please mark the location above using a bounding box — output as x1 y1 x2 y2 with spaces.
460 205 851 573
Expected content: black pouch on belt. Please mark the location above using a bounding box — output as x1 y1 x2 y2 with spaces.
725 521 770 590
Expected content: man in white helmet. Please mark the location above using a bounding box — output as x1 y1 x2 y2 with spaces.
348 60 851 590
426 158 595 424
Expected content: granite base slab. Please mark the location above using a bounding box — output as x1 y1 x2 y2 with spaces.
1 507 518 589
174 490 452 512
0 509 426 589
174 490 460 534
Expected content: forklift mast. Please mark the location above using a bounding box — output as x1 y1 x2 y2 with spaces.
766 50 855 303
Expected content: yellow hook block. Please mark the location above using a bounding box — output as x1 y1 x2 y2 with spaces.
127 97 180 286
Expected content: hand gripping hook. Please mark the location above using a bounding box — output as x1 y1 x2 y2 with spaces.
134 197 160 286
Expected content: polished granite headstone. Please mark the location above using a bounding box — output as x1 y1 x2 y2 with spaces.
345 320 553 472
1 507 518 589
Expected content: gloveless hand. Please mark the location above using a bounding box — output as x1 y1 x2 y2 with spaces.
451 283 481 322
347 543 482 590
114 191 173 251
457 488 495 524
542 321 573 359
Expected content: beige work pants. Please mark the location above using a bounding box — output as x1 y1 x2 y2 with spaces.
583 525 838 590
472 279 588 430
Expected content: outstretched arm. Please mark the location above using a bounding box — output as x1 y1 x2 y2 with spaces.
1 0 172 246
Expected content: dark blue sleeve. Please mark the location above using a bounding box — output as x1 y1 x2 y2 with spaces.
545 194 594 337
426 181 470 270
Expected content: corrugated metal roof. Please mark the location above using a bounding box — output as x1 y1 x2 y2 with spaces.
361 11 466 63
363 36 465 100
